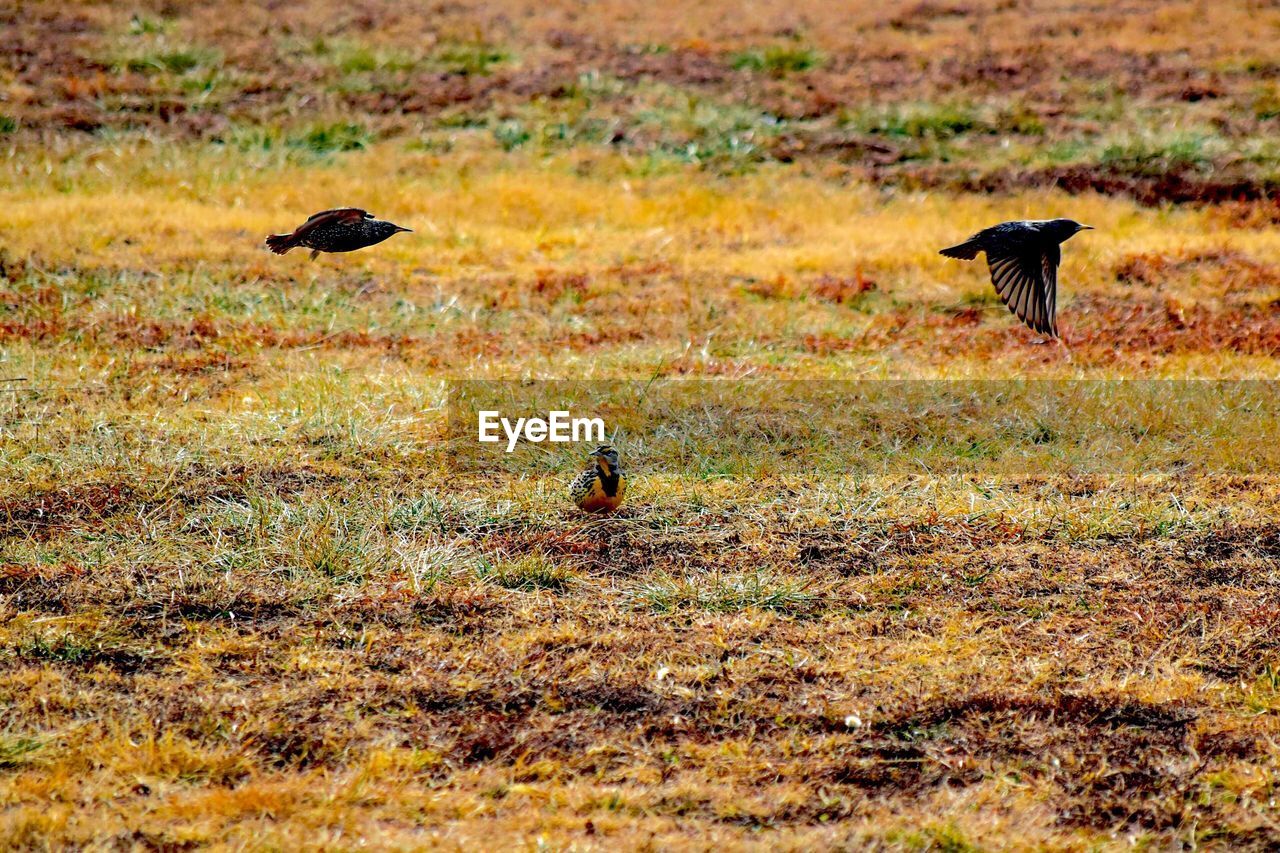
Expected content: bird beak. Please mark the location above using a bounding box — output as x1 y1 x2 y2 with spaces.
395 226 412 233
1078 224 1095 231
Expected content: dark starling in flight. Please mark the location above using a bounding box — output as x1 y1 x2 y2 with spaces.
939 218 1093 338
265 208 411 260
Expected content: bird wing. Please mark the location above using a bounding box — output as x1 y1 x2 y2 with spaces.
986 245 1059 337
290 208 370 239
568 469 598 504
1041 244 1059 338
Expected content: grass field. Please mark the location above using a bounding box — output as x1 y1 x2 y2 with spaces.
2 0 1280 848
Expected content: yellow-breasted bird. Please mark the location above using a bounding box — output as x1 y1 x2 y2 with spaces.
568 445 626 513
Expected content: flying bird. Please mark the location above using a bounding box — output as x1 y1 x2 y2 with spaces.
939 218 1093 338
568 445 626 513
265 208 411 260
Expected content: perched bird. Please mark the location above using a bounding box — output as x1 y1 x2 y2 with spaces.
265 208 411 260
939 218 1093 338
568 445 626 513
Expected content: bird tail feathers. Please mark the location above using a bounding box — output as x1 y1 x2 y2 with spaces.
265 233 296 255
939 240 981 260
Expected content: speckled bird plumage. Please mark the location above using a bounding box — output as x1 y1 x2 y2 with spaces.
265 208 411 259
939 218 1093 338
569 445 626 513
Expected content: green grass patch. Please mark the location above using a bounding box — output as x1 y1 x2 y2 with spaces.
18 634 94 664
337 46 422 74
305 37 423 74
434 42 510 76
889 823 984 853
731 45 825 76
849 103 982 140
493 120 532 151
471 81 784 172
118 44 222 75
1098 134 1214 175
478 555 577 592
0 736 42 769
287 123 374 154
638 571 818 613
127 14 172 36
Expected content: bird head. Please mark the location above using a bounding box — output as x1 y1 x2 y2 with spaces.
1047 218 1094 242
371 219 412 241
590 444 620 473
